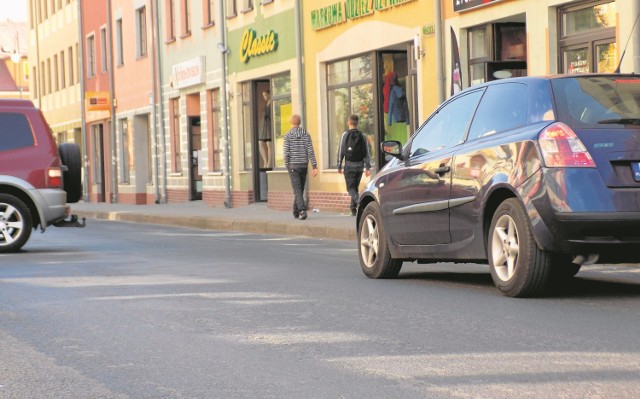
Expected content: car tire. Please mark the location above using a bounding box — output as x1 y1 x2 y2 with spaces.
0 194 33 253
58 143 82 203
358 202 403 279
488 198 551 297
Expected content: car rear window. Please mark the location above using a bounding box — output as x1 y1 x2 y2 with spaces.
0 112 34 152
551 76 640 128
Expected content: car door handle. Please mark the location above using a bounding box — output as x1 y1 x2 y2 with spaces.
434 166 451 176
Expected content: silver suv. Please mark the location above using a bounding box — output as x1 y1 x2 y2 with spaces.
0 99 85 253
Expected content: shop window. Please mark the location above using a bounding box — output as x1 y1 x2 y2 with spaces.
270 73 291 169
559 1 616 74
467 22 527 86
381 51 412 157
241 82 253 171
326 55 374 169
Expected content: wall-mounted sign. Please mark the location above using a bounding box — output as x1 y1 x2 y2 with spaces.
311 0 417 31
454 0 504 12
86 91 110 112
239 29 279 63
172 56 206 90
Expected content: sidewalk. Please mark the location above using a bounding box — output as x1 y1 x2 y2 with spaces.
71 201 358 241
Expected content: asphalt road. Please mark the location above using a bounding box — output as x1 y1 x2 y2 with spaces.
1 220 640 398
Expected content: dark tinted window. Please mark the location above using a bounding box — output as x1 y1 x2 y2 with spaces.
551 76 640 127
468 83 529 141
0 112 34 152
409 90 483 157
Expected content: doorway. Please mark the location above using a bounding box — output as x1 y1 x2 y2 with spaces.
253 80 272 202
92 123 106 202
378 49 413 168
188 116 202 201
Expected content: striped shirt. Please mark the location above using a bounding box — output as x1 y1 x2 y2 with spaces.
284 126 317 169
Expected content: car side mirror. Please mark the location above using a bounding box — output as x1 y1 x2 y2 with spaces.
381 140 404 160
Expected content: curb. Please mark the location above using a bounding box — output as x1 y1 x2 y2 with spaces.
75 210 358 242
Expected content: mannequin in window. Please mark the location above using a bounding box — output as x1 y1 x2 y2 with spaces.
259 91 273 168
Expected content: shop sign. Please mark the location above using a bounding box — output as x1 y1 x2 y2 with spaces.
454 0 503 12
311 2 346 30
86 91 110 112
311 0 417 31
239 28 279 63
172 57 205 90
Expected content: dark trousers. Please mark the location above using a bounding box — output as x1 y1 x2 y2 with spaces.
288 166 308 214
344 165 364 213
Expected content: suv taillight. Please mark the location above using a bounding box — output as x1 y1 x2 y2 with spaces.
47 167 63 188
538 122 596 168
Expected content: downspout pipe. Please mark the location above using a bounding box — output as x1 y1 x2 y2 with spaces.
76 0 89 202
434 0 445 103
106 0 118 203
218 0 232 208
150 0 160 203
154 0 168 203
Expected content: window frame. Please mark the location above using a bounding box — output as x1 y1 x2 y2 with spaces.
86 33 96 78
136 6 148 58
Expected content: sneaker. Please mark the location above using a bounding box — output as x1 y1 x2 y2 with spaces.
299 210 307 220
350 209 357 216
293 212 299 219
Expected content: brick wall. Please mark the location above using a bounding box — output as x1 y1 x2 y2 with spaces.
118 192 150 205
268 190 351 212
166 189 190 203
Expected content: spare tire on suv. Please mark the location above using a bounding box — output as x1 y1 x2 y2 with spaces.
58 142 82 203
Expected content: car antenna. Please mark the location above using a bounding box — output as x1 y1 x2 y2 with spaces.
615 12 640 73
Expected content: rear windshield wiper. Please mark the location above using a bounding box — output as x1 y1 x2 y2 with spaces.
598 118 640 125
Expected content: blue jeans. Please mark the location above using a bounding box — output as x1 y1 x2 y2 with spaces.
288 166 308 215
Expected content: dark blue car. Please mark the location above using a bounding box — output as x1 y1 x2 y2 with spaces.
356 74 640 297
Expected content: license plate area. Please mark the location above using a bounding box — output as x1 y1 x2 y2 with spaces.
632 162 640 182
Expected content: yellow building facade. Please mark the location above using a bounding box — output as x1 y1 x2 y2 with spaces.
301 0 441 212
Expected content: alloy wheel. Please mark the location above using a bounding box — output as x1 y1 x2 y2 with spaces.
360 214 379 269
491 214 520 282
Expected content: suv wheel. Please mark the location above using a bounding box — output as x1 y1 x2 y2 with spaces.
58 143 82 203
0 194 33 253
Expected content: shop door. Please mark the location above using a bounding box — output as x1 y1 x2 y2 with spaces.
92 124 106 202
378 50 413 169
253 80 271 202
188 117 202 201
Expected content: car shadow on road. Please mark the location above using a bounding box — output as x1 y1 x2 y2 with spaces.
396 271 640 298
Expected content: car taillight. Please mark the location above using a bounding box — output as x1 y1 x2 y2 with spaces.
47 167 63 188
538 122 596 168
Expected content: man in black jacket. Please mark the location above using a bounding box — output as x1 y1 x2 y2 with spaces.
337 114 371 216
284 114 318 220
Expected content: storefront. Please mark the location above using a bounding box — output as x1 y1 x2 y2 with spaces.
225 3 299 208
444 0 638 94
303 0 439 212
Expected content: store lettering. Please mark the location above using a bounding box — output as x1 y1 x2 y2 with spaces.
311 0 416 30
311 2 346 30
239 29 278 64
345 0 373 20
373 0 417 11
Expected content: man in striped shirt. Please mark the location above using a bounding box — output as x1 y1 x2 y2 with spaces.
284 114 318 220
